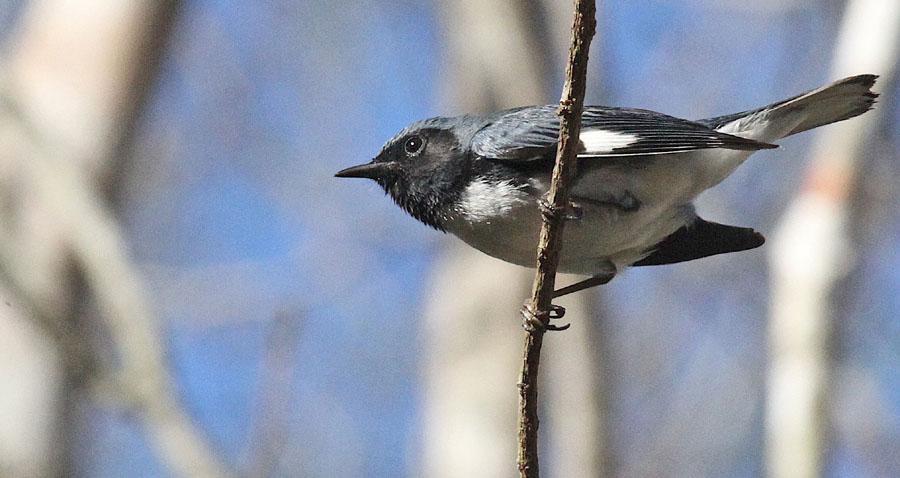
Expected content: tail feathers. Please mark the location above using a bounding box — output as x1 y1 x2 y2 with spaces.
699 74 879 142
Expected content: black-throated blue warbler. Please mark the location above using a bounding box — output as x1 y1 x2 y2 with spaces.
337 75 878 298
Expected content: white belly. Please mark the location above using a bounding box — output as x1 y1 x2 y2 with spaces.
446 197 691 275
444 149 756 275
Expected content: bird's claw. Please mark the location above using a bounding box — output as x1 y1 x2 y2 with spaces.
538 196 582 221
520 303 570 332
548 304 566 319
545 322 571 332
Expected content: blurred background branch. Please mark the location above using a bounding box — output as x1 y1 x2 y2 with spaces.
0 1 228 476
766 1 899 477
244 310 304 478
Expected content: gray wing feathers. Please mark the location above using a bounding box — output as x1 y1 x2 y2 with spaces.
470 107 560 160
473 105 776 162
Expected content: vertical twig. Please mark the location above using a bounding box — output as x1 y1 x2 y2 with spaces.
517 1 596 477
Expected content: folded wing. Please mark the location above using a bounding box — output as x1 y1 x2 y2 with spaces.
472 105 776 162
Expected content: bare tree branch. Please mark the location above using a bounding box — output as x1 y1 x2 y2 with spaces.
517 1 596 476
426 2 609 476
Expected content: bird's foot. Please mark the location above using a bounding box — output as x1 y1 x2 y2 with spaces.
538 195 583 221
552 265 617 298
520 302 570 332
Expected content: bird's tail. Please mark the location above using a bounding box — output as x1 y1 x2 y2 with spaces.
698 74 879 143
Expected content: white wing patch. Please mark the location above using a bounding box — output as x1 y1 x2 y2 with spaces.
579 129 638 154
457 179 528 222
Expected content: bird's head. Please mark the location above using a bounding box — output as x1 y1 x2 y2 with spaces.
335 117 476 230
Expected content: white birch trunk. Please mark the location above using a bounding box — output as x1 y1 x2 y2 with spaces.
0 2 230 476
766 1 900 477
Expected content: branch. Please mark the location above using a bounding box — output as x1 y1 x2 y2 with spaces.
517 1 596 477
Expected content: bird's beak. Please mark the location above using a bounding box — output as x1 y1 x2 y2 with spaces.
334 161 394 179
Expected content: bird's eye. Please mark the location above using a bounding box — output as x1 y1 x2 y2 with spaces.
404 135 425 155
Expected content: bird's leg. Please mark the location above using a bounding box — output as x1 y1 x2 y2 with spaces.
538 195 583 221
553 267 617 298
521 270 614 330
525 194 579 332
571 191 641 213
520 302 570 332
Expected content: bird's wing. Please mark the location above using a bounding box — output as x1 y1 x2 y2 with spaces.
472 106 776 162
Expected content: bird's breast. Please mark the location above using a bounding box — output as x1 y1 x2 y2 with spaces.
445 178 541 266
444 174 694 274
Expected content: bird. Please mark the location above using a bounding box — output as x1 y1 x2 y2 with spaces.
336 75 878 304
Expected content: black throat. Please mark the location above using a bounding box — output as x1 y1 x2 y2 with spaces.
387 180 460 231
380 128 473 231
